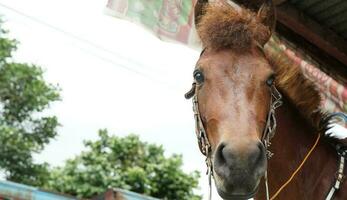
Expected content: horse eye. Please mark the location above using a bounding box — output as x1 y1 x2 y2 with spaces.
194 70 204 84
266 74 275 86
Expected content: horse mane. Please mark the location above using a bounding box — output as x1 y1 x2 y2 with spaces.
196 3 270 51
268 50 324 128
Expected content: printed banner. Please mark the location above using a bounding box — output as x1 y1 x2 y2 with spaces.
105 0 347 114
105 0 200 48
265 36 347 113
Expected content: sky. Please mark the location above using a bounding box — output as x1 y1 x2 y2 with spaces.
0 0 223 199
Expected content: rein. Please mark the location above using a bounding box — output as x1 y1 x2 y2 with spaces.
270 133 321 200
271 113 347 200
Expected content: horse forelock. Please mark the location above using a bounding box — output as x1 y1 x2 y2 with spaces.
196 3 270 51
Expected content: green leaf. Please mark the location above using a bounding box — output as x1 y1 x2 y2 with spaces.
42 130 201 199
0 20 60 186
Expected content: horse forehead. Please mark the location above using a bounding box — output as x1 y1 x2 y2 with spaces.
199 49 235 63
197 53 236 77
197 49 267 75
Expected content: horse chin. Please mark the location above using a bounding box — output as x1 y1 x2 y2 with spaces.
213 173 261 200
216 186 259 200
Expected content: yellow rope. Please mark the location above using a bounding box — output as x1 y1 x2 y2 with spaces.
270 133 321 200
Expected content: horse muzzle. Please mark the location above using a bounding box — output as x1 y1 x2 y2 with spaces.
213 141 267 199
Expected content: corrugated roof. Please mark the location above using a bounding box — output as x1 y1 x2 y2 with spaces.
0 181 160 200
289 0 347 39
0 180 76 200
114 188 159 200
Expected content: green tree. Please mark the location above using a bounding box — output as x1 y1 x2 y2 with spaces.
0 20 200 199
0 22 60 186
43 130 201 200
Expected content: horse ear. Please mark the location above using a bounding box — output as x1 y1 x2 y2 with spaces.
194 0 209 28
256 0 276 45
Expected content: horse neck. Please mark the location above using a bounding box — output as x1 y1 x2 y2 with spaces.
258 97 339 199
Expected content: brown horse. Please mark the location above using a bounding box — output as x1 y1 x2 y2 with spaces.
185 0 347 199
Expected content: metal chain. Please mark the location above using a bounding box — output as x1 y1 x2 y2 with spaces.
191 83 213 200
262 84 283 200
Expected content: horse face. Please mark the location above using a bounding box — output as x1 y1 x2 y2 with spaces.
191 0 276 198
195 47 274 199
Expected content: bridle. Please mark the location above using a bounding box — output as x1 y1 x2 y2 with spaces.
185 66 347 200
184 58 283 200
185 81 214 199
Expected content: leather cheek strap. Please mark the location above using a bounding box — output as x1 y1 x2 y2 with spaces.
185 83 196 99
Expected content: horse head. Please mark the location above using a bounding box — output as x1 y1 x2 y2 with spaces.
187 0 277 199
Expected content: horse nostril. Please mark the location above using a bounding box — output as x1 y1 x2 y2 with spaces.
215 143 227 166
248 142 265 167
215 143 237 167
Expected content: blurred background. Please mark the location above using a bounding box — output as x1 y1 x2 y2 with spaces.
0 0 217 199
1 0 347 199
